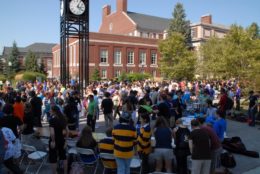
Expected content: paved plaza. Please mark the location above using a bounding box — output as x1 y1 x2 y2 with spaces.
5 114 258 174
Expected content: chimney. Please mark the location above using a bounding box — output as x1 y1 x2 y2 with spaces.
102 5 111 20
117 0 127 12
201 14 212 24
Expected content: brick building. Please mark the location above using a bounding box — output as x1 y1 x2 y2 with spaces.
52 32 159 79
53 0 230 79
2 43 55 77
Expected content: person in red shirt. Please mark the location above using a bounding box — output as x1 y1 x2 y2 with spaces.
13 96 24 122
218 88 227 115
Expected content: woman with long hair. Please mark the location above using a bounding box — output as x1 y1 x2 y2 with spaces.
76 125 97 150
49 105 68 174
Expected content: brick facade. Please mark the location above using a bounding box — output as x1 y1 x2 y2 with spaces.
52 32 160 79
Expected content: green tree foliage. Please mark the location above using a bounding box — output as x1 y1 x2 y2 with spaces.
168 3 191 46
91 68 101 81
39 62 47 75
159 32 196 81
25 50 39 72
247 22 260 39
200 24 260 85
7 41 20 75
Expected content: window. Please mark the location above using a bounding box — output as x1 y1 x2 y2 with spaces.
115 70 121 78
151 52 157 65
128 70 133 74
127 51 134 64
139 51 146 65
100 49 108 63
101 69 107 79
204 29 211 37
114 50 121 64
191 28 198 38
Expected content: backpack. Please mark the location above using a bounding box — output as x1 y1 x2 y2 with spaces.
221 152 236 168
225 97 234 110
176 127 190 150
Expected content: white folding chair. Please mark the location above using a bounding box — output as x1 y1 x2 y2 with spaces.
76 147 99 174
21 144 47 174
130 157 142 174
99 153 117 174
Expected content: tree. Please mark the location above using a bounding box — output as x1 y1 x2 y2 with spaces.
25 50 39 72
200 24 260 82
168 3 191 46
247 22 260 39
159 32 196 80
7 41 20 75
39 62 47 74
91 68 101 81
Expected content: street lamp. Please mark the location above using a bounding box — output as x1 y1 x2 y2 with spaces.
8 61 12 82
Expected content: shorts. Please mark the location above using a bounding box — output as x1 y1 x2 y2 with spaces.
49 144 67 163
154 148 174 161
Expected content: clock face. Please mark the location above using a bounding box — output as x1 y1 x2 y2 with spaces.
69 0 86 15
60 0 64 16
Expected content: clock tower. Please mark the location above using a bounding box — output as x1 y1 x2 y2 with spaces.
60 0 89 94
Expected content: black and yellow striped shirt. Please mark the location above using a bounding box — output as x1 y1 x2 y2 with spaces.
112 123 137 159
98 137 117 169
137 124 152 154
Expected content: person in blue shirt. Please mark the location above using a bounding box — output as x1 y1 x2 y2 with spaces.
213 109 227 142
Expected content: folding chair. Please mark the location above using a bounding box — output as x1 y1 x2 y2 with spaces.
130 157 142 174
99 153 117 174
76 147 99 174
21 144 47 174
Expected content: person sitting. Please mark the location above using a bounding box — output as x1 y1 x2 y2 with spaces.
76 125 97 162
153 117 174 173
98 127 116 174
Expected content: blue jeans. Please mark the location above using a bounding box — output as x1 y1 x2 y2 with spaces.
115 157 132 174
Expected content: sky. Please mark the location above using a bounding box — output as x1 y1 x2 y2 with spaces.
0 0 260 53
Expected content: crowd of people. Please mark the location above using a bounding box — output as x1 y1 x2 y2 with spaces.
0 79 258 174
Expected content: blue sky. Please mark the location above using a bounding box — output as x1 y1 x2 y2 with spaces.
0 0 260 53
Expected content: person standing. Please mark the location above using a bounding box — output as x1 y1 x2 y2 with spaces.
87 95 97 132
189 119 211 174
29 91 43 127
112 91 121 120
137 113 152 174
112 113 137 174
173 118 190 174
13 96 24 123
235 84 241 111
49 105 68 174
101 92 114 128
248 91 258 127
213 110 227 142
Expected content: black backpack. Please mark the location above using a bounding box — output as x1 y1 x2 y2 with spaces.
221 152 236 168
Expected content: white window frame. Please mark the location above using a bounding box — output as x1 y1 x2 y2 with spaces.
139 51 146 65
101 69 107 79
114 50 121 65
115 70 121 78
127 51 134 64
151 52 157 65
100 49 108 64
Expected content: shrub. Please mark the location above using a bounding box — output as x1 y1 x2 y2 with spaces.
22 71 46 82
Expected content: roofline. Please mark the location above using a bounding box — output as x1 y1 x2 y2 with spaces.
190 22 230 30
122 11 136 26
